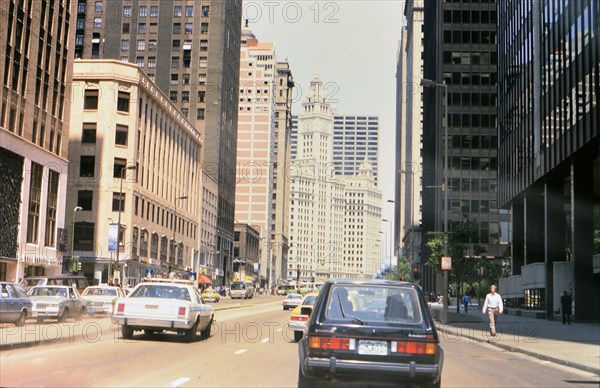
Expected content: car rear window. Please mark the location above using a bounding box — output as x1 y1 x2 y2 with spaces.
302 295 317 306
29 287 68 298
231 283 245 290
83 288 118 296
325 285 423 324
129 285 191 301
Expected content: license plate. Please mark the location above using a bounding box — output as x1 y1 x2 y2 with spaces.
358 340 388 355
145 304 159 310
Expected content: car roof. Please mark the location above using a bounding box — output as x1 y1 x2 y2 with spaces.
286 293 303 297
31 285 69 289
324 279 417 288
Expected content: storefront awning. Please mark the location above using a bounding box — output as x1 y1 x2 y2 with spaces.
197 275 212 285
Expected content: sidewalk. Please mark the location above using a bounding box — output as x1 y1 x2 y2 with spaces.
0 302 253 351
430 302 600 375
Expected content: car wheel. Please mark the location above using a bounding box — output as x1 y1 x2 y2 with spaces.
15 311 27 327
283 306 288 310
121 325 134 339
75 307 84 321
58 308 68 323
200 317 213 340
298 365 317 388
185 319 199 342
294 331 303 342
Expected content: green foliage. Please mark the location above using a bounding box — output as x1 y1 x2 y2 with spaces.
384 257 413 281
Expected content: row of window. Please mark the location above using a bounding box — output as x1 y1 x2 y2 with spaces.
122 5 209 18
83 90 130 113
451 134 498 149
448 156 498 171
443 51 498 66
25 163 59 247
77 1 103 14
448 177 497 193
81 123 128 146
443 9 497 25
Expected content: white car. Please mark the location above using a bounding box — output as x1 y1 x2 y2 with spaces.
112 278 214 342
28 285 87 322
81 285 126 315
282 293 303 310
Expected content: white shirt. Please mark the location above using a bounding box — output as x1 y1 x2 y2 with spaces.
482 293 503 314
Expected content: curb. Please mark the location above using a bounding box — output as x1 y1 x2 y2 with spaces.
436 323 600 376
0 303 254 352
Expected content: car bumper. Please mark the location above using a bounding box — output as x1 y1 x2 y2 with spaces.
31 310 60 318
87 306 113 314
112 316 195 330
288 321 307 331
203 297 217 302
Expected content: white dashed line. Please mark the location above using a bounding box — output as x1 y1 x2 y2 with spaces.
234 349 247 355
170 377 190 387
261 338 270 344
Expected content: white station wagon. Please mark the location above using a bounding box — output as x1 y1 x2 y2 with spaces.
112 278 214 342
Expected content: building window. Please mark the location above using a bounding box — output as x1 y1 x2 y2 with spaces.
123 5 132 17
117 92 130 112
196 108 205 119
197 91 206 102
181 91 189 103
112 192 126 212
147 57 156 68
170 74 179 85
136 56 145 67
115 124 128 146
84 90 99 110
174 6 182 17
74 222 95 251
200 40 208 51
173 23 181 34
94 17 102 28
185 6 194 17
82 123 97 143
148 40 157 51
199 57 207 68
122 23 130 34
182 74 190 85
150 6 158 17
139 6 147 17
198 74 206 84
171 57 180 68
121 39 129 51
138 23 146 34
185 23 193 34
170 91 178 102
26 163 43 243
75 34 84 46
151 233 159 260
80 156 96 177
120 56 129 62
201 6 209 17
181 108 189 117
77 190 93 211
95 1 102 12
137 40 145 51
200 23 208 34
172 40 180 51
40 170 57 245
113 158 127 178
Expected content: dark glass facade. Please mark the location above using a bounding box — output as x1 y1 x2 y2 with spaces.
497 0 600 320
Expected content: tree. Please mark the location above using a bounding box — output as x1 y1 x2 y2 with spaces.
384 257 413 281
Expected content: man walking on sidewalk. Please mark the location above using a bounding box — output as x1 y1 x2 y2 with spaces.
482 284 503 336
560 291 572 325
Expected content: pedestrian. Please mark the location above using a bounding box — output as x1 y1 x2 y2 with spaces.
482 284 503 336
462 293 471 313
560 291 572 325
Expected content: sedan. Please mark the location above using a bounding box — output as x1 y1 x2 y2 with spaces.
201 288 220 303
0 282 31 326
282 293 303 310
289 292 319 342
81 285 126 315
28 286 87 323
298 280 443 388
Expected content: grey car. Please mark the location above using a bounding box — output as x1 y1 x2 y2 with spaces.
28 286 87 323
0 282 31 326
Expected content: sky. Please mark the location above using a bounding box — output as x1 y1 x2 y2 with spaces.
247 1 405 260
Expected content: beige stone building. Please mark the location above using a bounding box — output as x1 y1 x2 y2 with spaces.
67 60 202 285
199 171 218 283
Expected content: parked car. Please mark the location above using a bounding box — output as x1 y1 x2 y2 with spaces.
298 280 443 388
282 293 303 310
230 281 250 299
201 288 220 303
289 291 319 342
0 281 31 326
244 281 255 299
81 285 126 315
112 278 214 342
24 275 90 293
28 285 87 323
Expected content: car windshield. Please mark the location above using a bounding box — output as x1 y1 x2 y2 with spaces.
302 295 317 306
325 285 423 324
286 294 302 300
29 287 68 298
25 279 45 287
83 288 118 296
230 283 245 290
129 285 191 301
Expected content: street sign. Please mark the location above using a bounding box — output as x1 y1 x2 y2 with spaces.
441 256 452 270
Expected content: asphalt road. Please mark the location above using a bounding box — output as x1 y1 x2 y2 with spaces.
1 298 597 387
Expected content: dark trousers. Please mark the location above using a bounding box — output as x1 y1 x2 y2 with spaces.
562 310 571 324
463 302 468 313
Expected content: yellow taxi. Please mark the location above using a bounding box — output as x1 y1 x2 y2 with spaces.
201 287 220 303
289 291 319 342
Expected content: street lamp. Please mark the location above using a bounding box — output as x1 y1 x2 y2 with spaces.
116 165 138 288
173 195 188 273
71 206 83 274
378 231 387 268
421 78 449 324
382 219 393 268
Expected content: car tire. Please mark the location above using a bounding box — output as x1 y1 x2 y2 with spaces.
58 308 68 323
283 306 287 310
298 366 317 388
294 331 303 342
200 317 213 340
15 310 27 327
75 307 85 321
185 319 199 342
121 325 134 339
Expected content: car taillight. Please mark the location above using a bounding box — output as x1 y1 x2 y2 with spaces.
116 303 125 313
291 315 308 321
391 340 437 355
178 306 187 317
308 336 355 351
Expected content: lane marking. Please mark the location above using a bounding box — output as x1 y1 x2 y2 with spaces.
234 349 247 355
261 338 269 344
170 377 190 387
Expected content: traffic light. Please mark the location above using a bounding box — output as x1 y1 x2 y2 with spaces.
413 266 420 281
77 261 82 271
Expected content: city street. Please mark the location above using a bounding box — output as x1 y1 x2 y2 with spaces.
1 296 597 387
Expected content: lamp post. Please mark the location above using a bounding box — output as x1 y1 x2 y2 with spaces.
116 165 138 288
421 78 449 324
71 206 83 274
382 219 393 268
378 231 387 269
173 195 188 273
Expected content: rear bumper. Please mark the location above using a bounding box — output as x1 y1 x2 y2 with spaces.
304 357 441 381
112 316 194 330
288 321 307 331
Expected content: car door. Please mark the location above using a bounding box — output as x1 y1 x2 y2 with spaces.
5 284 24 320
0 284 12 322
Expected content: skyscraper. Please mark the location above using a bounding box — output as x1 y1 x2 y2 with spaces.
0 0 75 281
497 0 600 320
76 0 242 285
